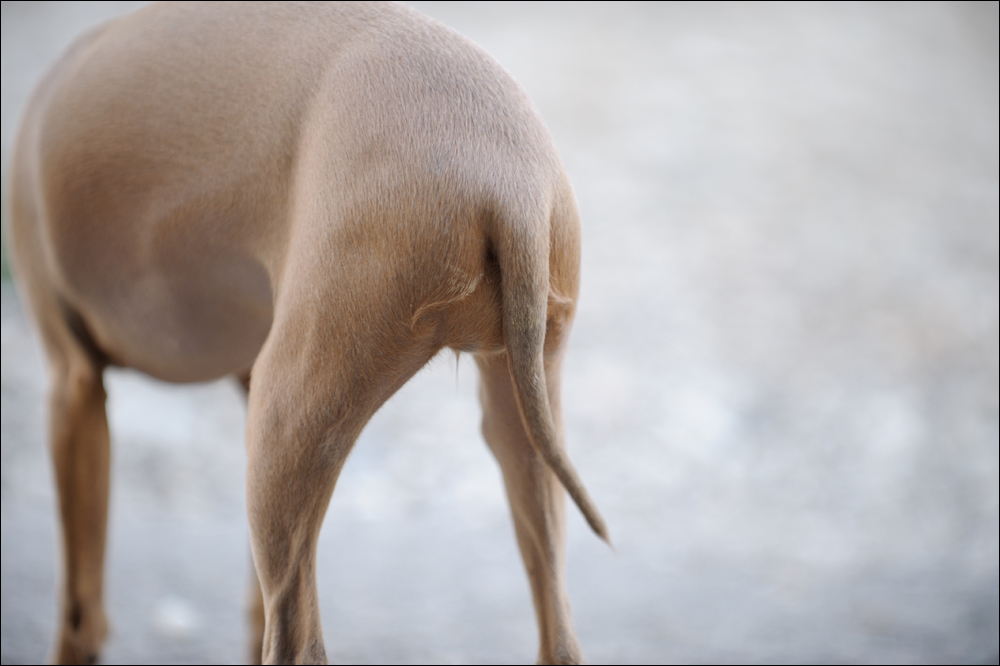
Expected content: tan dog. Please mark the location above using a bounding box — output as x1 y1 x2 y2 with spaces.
6 2 608 664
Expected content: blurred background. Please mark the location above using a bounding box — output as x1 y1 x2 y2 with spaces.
2 1 997 663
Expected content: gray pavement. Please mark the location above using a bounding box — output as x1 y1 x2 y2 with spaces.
2 2 998 664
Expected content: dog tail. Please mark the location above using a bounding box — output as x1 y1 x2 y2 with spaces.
494 199 611 545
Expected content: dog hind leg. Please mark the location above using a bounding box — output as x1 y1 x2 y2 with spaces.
476 349 584 666
243 272 439 664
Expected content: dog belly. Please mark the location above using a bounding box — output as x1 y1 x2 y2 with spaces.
76 251 274 383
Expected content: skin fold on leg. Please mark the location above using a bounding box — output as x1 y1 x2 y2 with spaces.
239 373 267 666
246 556 266 665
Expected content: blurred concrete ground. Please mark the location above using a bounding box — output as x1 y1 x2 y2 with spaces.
2 1 998 663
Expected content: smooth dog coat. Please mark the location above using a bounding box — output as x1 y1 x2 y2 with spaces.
6 2 608 664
